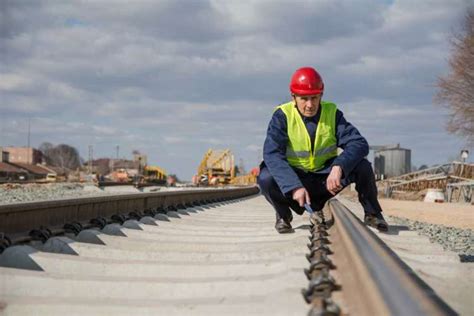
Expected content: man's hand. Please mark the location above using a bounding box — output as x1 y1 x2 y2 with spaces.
326 165 343 195
292 187 310 207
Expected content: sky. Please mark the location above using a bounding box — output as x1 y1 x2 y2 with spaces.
1 0 473 180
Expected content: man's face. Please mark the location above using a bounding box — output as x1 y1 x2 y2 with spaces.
293 94 322 117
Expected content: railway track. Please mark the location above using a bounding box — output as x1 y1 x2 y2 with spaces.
304 199 455 315
0 188 457 315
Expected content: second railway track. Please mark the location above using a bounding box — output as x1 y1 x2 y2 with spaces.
0 188 460 315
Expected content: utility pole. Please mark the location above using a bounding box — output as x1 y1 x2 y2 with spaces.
88 145 93 174
26 118 31 148
238 158 246 176
116 145 119 159
27 118 31 164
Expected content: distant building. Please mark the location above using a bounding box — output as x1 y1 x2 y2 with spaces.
374 145 411 179
9 162 56 181
84 158 111 176
0 162 27 182
0 147 9 163
133 152 147 170
4 147 43 164
110 158 139 171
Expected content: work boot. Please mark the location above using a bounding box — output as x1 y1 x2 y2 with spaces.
275 213 293 234
364 213 389 232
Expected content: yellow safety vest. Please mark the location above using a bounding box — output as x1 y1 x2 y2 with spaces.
277 101 338 172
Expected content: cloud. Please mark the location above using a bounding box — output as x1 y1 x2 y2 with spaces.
1 0 472 179
246 144 262 152
0 73 34 91
163 136 186 144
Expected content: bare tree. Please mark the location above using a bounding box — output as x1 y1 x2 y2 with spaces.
39 142 82 169
39 142 54 154
435 8 474 145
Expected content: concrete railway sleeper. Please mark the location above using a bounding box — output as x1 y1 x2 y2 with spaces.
0 191 460 315
0 193 313 315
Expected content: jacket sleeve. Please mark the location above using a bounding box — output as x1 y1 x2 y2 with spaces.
331 109 369 176
263 109 304 195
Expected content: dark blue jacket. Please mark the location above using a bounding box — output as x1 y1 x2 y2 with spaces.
262 102 369 195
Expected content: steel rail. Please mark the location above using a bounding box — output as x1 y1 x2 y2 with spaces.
327 199 456 316
0 186 259 247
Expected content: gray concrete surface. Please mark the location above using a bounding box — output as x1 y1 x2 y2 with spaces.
0 196 311 315
337 197 474 316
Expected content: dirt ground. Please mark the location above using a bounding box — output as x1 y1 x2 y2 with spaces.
378 198 473 229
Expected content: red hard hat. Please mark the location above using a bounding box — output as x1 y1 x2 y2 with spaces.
289 67 324 95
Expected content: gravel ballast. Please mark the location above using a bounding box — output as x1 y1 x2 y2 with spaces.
388 215 473 262
0 183 196 205
0 183 111 205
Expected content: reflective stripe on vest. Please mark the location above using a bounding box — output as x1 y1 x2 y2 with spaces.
277 101 338 172
315 144 338 156
286 148 310 158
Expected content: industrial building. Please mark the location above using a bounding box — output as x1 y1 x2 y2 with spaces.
0 162 27 182
7 163 57 181
0 147 56 182
133 152 147 168
1 148 9 163
3 147 43 164
372 144 411 179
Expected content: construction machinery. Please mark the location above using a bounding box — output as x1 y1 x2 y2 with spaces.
230 167 259 186
107 169 129 183
143 165 167 185
195 149 235 186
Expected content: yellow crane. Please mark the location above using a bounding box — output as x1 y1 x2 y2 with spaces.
195 149 235 186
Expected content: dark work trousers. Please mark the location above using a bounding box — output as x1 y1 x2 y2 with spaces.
257 159 383 221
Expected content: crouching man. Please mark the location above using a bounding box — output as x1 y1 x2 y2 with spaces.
258 67 388 234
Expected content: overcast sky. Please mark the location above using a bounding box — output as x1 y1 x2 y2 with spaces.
1 0 472 179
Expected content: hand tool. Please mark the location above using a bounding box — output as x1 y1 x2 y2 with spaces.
305 203 324 225
304 203 315 214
